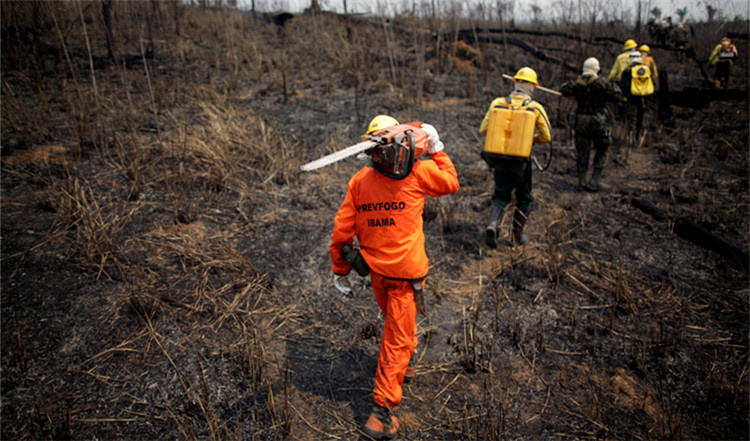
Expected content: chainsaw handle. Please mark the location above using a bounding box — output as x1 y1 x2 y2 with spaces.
366 122 424 145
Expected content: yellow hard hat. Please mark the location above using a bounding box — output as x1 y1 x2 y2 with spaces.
721 37 731 44
624 39 637 50
365 115 399 135
513 67 538 86
639 44 650 54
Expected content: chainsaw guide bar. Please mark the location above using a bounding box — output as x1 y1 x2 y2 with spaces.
299 140 377 172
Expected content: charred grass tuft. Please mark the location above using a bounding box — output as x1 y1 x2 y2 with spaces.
2 1 748 440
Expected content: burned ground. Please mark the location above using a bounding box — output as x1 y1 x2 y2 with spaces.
1 3 748 440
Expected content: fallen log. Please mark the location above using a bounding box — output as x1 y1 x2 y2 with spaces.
658 70 747 129
470 27 620 46
664 85 749 109
631 197 749 271
455 27 739 67
456 30 578 73
657 70 674 126
727 31 749 40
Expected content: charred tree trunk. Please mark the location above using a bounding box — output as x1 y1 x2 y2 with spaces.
635 0 642 34
658 70 674 127
632 198 749 271
686 46 710 84
101 0 115 62
172 0 182 36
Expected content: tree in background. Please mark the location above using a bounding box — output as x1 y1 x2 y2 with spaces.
705 4 717 22
102 0 115 61
497 0 515 28
530 4 541 25
676 7 688 22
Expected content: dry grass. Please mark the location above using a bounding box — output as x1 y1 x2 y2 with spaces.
1 1 748 440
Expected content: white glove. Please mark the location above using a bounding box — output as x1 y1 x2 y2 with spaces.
421 123 444 154
333 273 352 294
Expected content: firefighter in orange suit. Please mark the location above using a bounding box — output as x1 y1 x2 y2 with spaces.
330 115 459 440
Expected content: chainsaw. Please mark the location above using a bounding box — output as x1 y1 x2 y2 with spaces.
300 123 425 173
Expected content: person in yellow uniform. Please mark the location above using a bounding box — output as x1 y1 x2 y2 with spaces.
479 67 551 248
619 52 654 143
638 44 659 117
608 39 639 122
639 44 658 84
709 37 739 88
608 39 639 81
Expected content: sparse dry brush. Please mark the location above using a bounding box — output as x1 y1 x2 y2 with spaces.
1 1 748 440
1 2 303 439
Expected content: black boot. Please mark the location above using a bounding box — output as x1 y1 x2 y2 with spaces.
586 167 604 192
485 205 504 249
512 210 528 246
576 174 587 192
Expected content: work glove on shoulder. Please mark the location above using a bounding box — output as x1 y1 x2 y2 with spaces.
420 123 444 154
333 273 352 294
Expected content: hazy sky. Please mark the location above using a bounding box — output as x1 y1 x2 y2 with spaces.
639 0 747 21
239 0 748 21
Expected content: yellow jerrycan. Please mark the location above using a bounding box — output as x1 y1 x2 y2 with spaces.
483 97 537 159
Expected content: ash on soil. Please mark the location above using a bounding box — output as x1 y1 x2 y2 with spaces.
2 6 748 441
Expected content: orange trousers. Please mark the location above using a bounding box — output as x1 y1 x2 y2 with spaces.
371 272 420 409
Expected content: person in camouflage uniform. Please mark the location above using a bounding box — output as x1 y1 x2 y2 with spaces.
561 57 622 191
671 23 689 63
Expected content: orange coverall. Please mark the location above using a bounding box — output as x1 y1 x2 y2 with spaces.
330 140 459 408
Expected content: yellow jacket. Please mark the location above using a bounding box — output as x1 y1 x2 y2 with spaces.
641 54 658 81
710 43 738 65
608 50 636 81
479 93 551 145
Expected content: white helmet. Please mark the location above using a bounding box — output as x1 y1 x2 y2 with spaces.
628 52 643 65
582 57 600 75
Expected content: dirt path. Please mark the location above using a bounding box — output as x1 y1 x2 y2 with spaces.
272 86 748 438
